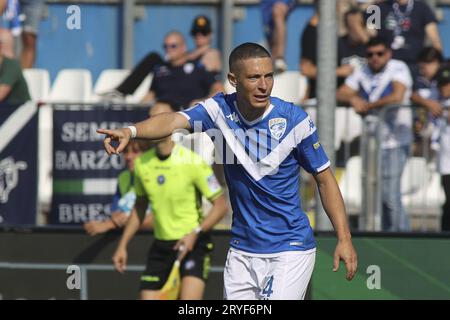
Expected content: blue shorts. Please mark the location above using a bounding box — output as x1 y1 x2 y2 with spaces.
261 0 296 41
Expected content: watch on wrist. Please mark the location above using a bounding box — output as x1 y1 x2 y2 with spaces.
193 226 202 235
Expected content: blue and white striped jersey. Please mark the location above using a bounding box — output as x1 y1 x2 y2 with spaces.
179 93 330 254
345 59 413 149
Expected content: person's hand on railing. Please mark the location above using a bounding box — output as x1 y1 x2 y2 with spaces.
349 96 369 114
426 100 444 118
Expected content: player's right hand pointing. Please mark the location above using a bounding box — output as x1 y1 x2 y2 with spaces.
97 128 132 155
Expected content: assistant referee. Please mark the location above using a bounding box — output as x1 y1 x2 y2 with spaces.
112 101 228 300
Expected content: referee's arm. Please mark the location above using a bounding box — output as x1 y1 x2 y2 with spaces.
112 202 147 273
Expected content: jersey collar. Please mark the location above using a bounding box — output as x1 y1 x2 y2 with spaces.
233 101 274 126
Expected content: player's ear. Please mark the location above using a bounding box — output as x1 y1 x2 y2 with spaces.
228 72 237 88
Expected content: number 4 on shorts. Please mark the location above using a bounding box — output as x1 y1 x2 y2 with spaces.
262 275 274 298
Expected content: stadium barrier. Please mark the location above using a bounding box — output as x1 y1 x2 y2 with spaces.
0 102 39 225
301 103 446 232
0 227 449 300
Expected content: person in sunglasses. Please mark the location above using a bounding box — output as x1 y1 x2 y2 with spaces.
186 15 222 79
101 28 223 106
139 31 223 109
337 36 413 232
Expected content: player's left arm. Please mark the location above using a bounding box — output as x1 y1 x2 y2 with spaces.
313 168 358 281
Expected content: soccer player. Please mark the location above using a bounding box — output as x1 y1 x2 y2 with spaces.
111 101 228 300
99 43 357 300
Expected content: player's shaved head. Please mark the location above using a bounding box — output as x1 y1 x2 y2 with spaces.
229 42 271 73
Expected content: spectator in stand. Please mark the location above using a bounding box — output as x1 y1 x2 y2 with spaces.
0 37 30 104
84 137 154 236
0 28 13 59
261 0 297 73
410 47 444 154
300 2 370 100
0 0 44 67
411 47 444 118
337 6 370 88
0 0 19 59
103 16 222 104
186 15 222 78
337 36 413 231
19 0 44 68
374 0 442 78
140 31 223 109
432 65 450 231
338 0 376 39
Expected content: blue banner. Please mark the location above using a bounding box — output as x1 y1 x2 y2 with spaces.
0 103 38 225
50 105 149 225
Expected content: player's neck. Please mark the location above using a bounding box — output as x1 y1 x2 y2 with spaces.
236 96 269 122
155 139 174 158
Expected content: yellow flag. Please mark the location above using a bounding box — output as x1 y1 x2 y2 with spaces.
159 259 181 300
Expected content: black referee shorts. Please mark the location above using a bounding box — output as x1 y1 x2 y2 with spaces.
139 233 213 291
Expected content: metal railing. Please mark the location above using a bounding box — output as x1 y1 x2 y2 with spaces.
301 103 445 233
0 262 224 300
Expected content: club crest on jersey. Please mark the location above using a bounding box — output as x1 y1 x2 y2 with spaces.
183 63 194 74
268 118 287 140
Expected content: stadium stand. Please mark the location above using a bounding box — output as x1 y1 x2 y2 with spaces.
223 71 308 105
48 69 93 103
91 69 131 102
23 69 51 102
125 74 153 104
338 155 362 215
223 79 235 94
271 71 308 104
305 106 352 150
339 155 445 229
403 161 446 216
